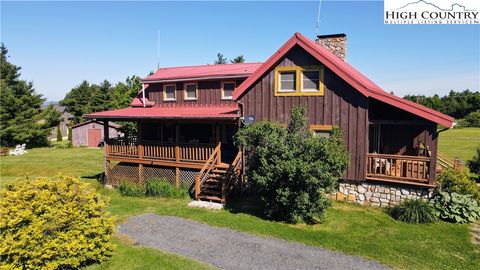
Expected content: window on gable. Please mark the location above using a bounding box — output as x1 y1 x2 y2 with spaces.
279 71 296 92
164 84 176 101
185 83 197 100
275 66 324 96
222 82 235 99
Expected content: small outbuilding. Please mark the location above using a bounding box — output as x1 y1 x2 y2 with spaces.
71 120 123 147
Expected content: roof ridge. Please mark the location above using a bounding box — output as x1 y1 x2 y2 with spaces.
154 62 264 71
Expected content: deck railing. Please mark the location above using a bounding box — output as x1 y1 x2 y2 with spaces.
366 153 431 184
106 137 216 163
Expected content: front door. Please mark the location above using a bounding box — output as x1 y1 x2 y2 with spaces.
87 128 102 147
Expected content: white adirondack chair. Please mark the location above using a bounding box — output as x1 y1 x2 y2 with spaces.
10 144 27 155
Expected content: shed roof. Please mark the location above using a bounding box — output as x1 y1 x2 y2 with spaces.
232 33 454 127
84 104 239 120
142 62 263 83
71 120 122 129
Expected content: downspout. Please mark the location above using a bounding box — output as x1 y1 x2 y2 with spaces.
141 83 146 108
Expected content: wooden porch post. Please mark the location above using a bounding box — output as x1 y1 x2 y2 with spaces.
428 126 438 186
103 120 110 185
175 122 180 188
138 122 144 184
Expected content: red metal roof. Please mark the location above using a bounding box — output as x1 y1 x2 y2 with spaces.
142 62 263 82
232 33 454 127
84 104 240 120
130 97 155 107
71 120 121 129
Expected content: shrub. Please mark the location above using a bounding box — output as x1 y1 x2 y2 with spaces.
145 178 176 197
431 191 480 223
145 178 189 198
467 147 480 177
235 106 349 224
119 180 145 197
389 199 437 224
56 126 62 141
436 167 480 203
463 110 480 127
0 175 115 270
68 127 72 141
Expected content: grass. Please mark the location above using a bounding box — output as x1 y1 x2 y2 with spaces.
86 238 214 270
2 144 480 269
97 188 480 270
0 147 104 184
438 127 480 163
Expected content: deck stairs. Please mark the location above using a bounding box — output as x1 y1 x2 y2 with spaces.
195 144 243 204
197 163 229 203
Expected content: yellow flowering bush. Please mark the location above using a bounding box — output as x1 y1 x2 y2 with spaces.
0 175 115 270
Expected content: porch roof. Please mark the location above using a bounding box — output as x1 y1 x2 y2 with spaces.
83 105 240 120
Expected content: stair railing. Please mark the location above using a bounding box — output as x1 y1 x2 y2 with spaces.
437 152 454 170
195 142 221 200
221 150 243 203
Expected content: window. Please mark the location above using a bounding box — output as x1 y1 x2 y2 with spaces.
279 71 296 92
310 125 333 138
163 84 176 101
274 66 324 96
222 81 235 99
302 70 320 92
184 83 197 100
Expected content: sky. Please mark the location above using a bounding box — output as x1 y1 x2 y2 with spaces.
1 0 479 101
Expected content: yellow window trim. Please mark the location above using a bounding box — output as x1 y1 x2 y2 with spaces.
163 84 176 101
274 65 325 96
309 125 333 131
184 82 198 101
221 81 236 100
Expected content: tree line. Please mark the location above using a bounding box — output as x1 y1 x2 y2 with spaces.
59 77 141 136
404 90 480 126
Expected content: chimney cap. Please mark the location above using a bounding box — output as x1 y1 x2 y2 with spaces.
316 33 346 39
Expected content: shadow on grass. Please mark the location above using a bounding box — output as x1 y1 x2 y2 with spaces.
224 192 267 219
82 172 105 185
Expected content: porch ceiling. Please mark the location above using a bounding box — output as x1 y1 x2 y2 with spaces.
83 105 240 121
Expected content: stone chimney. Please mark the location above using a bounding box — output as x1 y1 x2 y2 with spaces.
315 33 347 61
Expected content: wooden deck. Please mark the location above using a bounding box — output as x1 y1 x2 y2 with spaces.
106 137 217 169
105 137 243 203
366 153 434 187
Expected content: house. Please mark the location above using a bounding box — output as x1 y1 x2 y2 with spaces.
71 120 122 147
85 33 454 206
43 105 74 140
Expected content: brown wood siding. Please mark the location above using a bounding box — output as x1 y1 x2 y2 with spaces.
144 79 245 106
238 45 369 181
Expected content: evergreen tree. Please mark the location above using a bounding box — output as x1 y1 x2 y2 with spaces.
214 53 228 64
68 127 72 141
0 43 56 146
60 80 95 123
56 126 62 141
230 55 245 63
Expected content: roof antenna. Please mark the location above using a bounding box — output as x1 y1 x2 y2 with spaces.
157 30 160 70
316 0 322 36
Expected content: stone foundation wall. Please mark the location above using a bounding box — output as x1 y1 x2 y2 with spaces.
333 181 433 207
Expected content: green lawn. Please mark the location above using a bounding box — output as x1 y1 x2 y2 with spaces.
86 238 214 270
1 145 480 269
438 127 480 163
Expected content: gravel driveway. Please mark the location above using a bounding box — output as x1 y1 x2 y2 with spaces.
118 213 389 270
